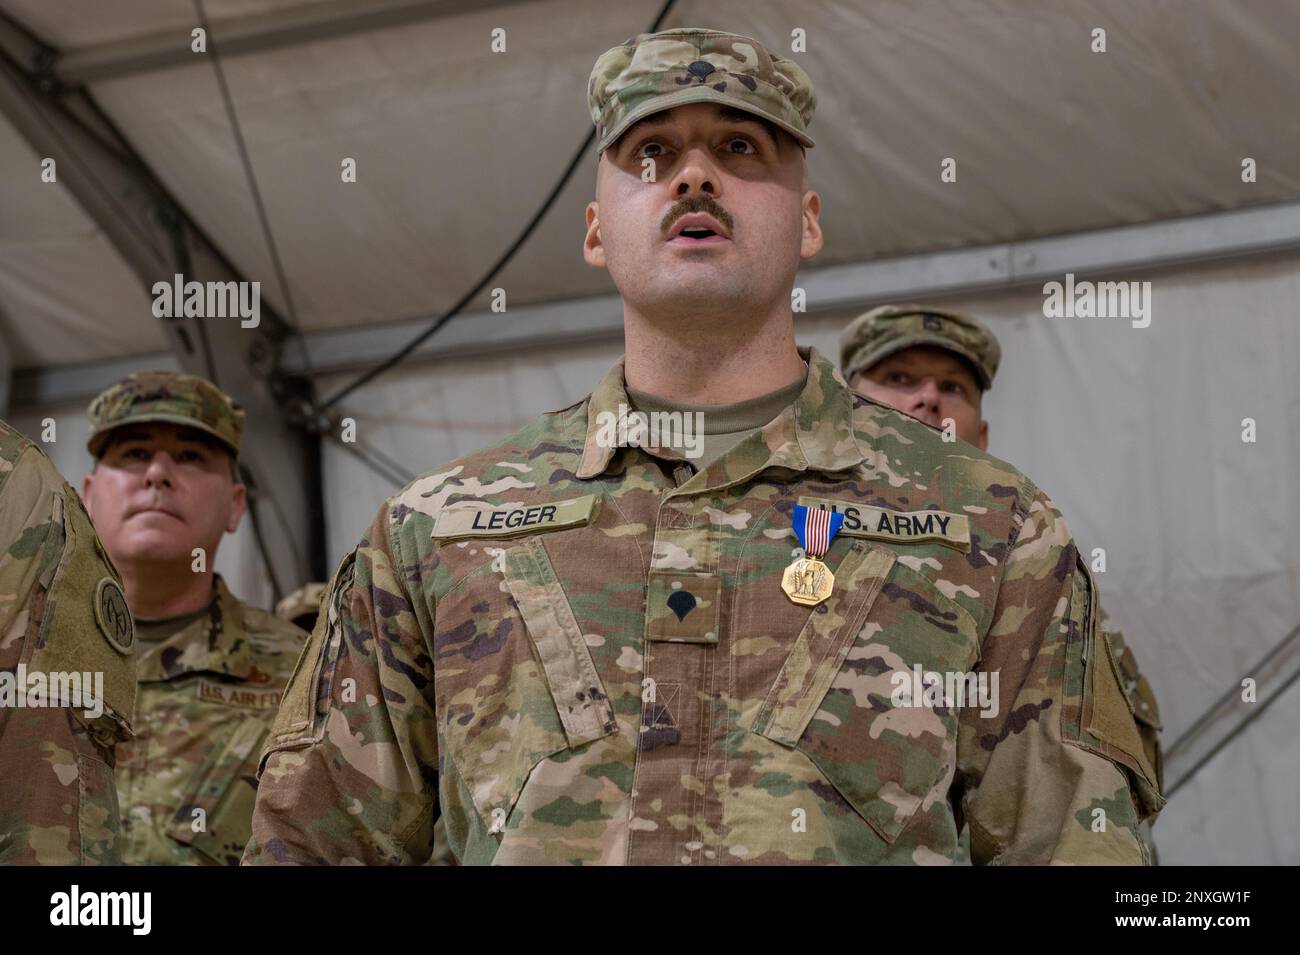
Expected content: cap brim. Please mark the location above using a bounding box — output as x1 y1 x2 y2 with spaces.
849 336 993 391
597 85 814 153
87 412 240 458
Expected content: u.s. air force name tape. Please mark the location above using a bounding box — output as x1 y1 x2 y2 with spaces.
797 496 970 551
432 494 599 541
197 680 283 710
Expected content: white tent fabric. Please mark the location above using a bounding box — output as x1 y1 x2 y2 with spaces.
3 0 1300 365
0 113 165 367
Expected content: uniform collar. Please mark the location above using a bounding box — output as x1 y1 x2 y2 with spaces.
575 345 867 482
134 575 253 682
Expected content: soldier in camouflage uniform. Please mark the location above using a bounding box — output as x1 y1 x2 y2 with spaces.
840 305 1164 789
246 28 1162 865
275 582 327 633
81 372 306 865
1 419 136 864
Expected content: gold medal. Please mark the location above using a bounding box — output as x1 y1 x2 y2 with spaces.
781 555 835 606
784 504 844 607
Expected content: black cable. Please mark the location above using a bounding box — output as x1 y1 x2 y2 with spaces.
1164 621 1300 759
326 430 415 487
1165 660 1300 799
193 0 327 584
320 0 680 410
352 432 417 484
240 463 285 603
192 0 313 377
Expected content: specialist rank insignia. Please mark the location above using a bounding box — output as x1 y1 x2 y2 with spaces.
782 503 845 607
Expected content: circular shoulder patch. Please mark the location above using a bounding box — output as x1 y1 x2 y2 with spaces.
94 577 135 654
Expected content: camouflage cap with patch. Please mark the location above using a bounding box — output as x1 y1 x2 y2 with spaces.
839 305 1002 391
588 27 816 154
86 371 245 457
275 582 327 626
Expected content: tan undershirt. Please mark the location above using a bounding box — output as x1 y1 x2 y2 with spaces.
626 369 808 471
133 606 207 645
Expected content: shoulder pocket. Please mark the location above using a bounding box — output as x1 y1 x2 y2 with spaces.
1102 625 1164 788
32 491 136 731
1061 558 1165 818
435 535 617 837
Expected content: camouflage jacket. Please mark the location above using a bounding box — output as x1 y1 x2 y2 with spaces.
245 347 1165 865
115 575 305 865
0 419 136 865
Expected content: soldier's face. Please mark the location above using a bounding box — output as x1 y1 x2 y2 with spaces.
851 347 989 450
83 423 246 570
584 103 822 322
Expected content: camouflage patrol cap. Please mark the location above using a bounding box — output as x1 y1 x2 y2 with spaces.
840 305 1002 391
86 371 244 457
588 27 816 154
275 582 327 629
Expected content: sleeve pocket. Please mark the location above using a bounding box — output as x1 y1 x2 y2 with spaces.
262 551 355 762
1062 558 1165 819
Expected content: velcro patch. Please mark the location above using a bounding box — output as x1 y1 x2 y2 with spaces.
94 577 135 654
432 494 598 541
797 496 970 552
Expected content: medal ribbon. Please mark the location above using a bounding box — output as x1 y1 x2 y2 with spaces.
792 504 844 559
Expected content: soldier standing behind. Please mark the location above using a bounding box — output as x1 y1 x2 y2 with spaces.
839 304 1164 791
1 419 136 864
80 372 306 865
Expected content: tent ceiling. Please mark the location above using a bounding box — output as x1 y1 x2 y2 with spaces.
0 112 165 366
2 0 1298 371
3 0 303 50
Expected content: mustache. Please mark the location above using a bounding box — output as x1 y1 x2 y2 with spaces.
128 491 181 518
660 195 735 239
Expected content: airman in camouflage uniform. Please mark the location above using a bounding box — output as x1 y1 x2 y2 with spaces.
81 372 306 865
0 419 136 864
245 28 1162 865
840 305 1164 789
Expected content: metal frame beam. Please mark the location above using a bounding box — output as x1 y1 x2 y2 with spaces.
0 14 324 589
52 0 525 86
10 197 1300 405
0 305 11 416
285 197 1300 378
1164 623 1300 798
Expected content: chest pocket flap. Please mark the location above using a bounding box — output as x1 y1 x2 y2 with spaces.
501 537 617 748
753 541 977 844
437 534 618 833
753 542 897 746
